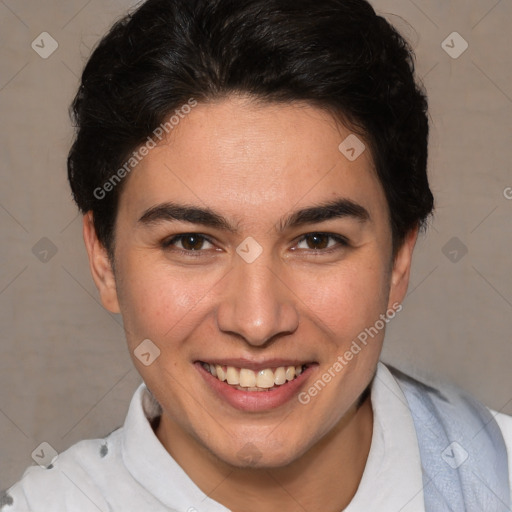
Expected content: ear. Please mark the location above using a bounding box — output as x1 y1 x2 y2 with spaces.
82 212 120 314
387 226 419 309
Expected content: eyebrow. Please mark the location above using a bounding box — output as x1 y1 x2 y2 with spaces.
278 199 370 231
138 203 237 232
137 198 370 233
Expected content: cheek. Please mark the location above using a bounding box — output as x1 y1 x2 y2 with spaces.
116 256 223 347
292 257 391 343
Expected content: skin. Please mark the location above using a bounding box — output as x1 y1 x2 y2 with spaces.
84 94 417 512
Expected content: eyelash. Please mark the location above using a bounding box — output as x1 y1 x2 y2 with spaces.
161 234 216 255
295 233 349 252
161 232 349 255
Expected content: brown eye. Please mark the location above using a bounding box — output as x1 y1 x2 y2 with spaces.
163 234 214 251
304 234 330 249
295 233 349 251
180 235 205 250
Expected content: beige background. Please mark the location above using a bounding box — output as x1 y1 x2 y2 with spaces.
1 0 511 490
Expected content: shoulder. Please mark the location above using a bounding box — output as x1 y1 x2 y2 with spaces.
492 409 512 492
1 429 124 512
494 409 512 443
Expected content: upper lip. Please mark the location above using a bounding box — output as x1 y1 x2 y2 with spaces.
197 358 316 371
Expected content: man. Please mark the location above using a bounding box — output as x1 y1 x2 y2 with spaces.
3 0 511 510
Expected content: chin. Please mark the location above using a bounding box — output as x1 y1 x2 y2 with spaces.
212 436 309 470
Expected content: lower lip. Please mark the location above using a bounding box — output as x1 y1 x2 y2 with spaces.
195 362 316 412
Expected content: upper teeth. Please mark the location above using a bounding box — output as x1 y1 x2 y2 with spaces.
203 363 304 390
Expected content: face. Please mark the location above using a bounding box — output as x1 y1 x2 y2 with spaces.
85 94 416 469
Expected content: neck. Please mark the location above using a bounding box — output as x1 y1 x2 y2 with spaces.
156 393 373 512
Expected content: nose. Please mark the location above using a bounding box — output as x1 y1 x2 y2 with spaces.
216 257 300 347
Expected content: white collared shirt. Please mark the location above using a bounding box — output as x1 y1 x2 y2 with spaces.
3 362 512 511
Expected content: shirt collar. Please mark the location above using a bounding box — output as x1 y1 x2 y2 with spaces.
121 384 230 512
344 362 425 511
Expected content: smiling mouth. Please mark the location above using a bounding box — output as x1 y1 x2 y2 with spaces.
199 362 313 391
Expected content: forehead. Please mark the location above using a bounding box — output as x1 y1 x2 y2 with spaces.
118 95 388 228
